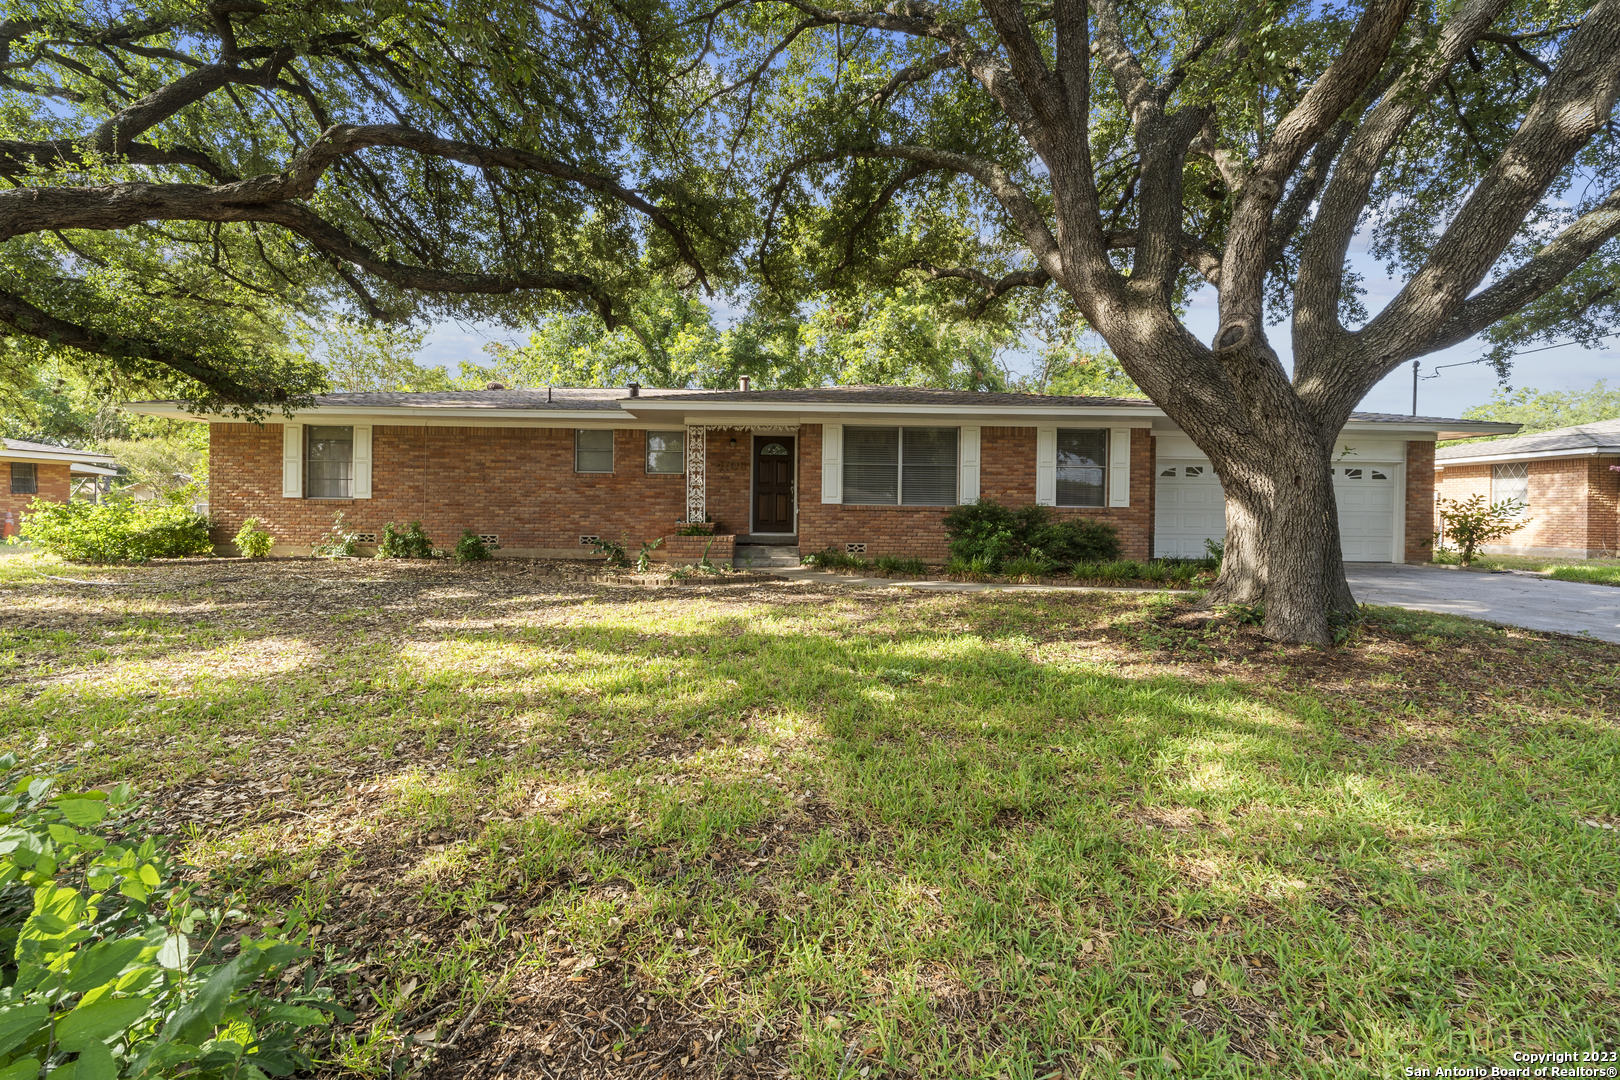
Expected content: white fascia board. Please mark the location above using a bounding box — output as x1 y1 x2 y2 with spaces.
666 409 1159 427
0 449 116 465
1437 446 1620 466
69 464 119 476
1341 420 1519 440
120 401 635 426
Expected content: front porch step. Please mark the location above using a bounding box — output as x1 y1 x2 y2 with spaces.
734 544 801 568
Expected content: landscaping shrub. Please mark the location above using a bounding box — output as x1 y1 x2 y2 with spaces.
377 520 435 559
311 512 359 558
1436 494 1528 566
803 548 871 572
873 555 927 577
675 523 713 536
454 529 498 563
942 499 1121 570
589 534 630 567
17 494 212 563
945 555 996 581
0 756 345 1078
635 537 663 572
232 517 273 559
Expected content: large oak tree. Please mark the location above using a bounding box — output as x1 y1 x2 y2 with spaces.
721 0 1620 642
0 0 732 416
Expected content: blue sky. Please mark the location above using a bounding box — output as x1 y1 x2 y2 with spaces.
419 248 1616 419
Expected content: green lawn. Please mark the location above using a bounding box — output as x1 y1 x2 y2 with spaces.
1433 551 1620 585
1 554 1617 1078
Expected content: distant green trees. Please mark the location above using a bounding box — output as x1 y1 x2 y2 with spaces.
1463 380 1620 435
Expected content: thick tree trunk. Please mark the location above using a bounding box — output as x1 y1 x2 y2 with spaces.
1202 433 1357 645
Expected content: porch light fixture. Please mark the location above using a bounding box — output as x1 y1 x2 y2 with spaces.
729 437 737 447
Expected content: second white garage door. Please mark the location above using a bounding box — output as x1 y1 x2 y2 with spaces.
1153 460 1399 562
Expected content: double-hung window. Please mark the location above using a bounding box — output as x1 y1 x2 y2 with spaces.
646 431 684 474
9 463 36 495
305 426 353 498
1056 429 1107 507
576 429 614 473
1492 462 1529 513
842 427 959 505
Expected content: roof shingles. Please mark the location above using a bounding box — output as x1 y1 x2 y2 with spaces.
1435 417 1620 460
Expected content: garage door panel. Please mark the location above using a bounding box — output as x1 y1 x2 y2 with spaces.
1154 458 1400 562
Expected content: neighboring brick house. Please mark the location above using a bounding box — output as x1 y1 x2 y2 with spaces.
0 439 118 537
125 386 1512 564
1435 418 1620 559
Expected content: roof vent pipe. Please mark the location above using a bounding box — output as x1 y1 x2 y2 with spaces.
627 381 640 398
485 381 505 390
739 375 751 391
547 386 552 403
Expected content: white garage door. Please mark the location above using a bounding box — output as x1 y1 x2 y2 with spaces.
1153 460 1399 562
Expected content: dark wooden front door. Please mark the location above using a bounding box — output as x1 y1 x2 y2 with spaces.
754 436 795 532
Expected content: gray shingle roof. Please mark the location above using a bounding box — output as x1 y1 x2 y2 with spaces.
1435 416 1620 460
642 385 1157 408
297 388 692 410
2 438 115 461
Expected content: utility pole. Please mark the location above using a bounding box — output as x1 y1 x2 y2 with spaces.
1411 360 1420 416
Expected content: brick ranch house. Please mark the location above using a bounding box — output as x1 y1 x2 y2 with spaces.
126 386 1514 565
1 438 118 537
1435 417 1620 559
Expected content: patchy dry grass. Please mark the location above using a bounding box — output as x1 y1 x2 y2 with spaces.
1 553 1618 1079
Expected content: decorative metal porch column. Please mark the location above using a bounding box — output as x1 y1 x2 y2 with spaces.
684 424 706 523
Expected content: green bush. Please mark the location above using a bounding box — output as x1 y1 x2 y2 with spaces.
589 534 630 567
376 520 435 559
941 499 1121 570
452 529 498 563
232 518 273 559
945 555 996 580
802 548 871 572
17 494 212 563
675 523 713 537
0 757 345 1078
310 512 359 558
1436 494 1528 566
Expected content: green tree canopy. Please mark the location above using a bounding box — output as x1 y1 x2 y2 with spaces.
0 0 737 417
707 0 1620 642
1462 379 1620 434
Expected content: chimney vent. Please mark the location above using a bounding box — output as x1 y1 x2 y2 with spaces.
739 375 751 391
486 381 506 391
627 381 640 398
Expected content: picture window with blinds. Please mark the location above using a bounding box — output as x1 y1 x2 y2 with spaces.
1056 429 1107 507
305 426 353 498
842 427 958 505
1492 462 1530 513
9 463 36 495
645 431 684 474
576 429 614 473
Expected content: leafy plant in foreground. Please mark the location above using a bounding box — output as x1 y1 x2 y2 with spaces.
942 499 1121 570
589 534 630 568
453 530 498 563
635 537 663 573
0 757 344 1077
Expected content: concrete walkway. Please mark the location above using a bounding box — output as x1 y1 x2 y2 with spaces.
1345 563 1620 643
764 563 1620 643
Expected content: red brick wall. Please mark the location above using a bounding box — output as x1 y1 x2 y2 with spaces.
1435 455 1618 556
1404 441 1435 563
2 462 71 530
703 430 757 538
210 424 687 555
796 425 1155 562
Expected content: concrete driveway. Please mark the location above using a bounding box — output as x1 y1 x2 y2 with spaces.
1346 563 1620 643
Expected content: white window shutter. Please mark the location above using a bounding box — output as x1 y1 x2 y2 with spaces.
1108 427 1131 506
281 423 302 498
959 426 980 503
821 423 842 503
1035 426 1056 505
353 425 373 499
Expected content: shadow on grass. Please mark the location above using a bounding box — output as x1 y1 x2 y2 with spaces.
1 564 1618 1077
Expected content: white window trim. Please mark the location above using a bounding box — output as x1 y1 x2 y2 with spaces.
840 426 960 506
575 429 615 473
353 425 373 499
281 423 302 498
959 426 981 502
645 429 686 475
821 423 842 503
1035 426 1056 505
1108 427 1130 507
